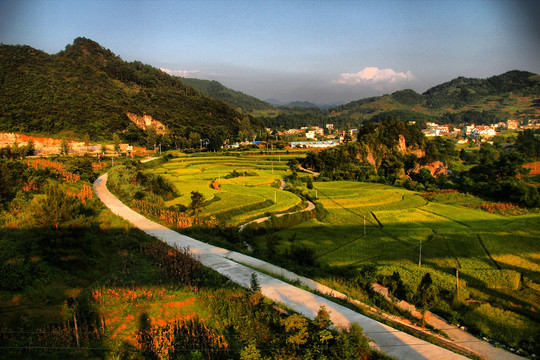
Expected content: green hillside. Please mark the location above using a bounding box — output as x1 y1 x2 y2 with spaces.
330 70 540 125
179 77 274 113
0 37 260 142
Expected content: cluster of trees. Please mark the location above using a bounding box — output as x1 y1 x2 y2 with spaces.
422 70 539 108
0 140 35 159
260 107 330 130
106 160 177 204
303 118 449 184
457 141 539 207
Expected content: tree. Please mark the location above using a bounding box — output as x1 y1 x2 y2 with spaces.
306 176 314 190
287 158 299 172
282 314 309 349
265 233 280 256
331 323 370 359
515 129 540 161
112 133 121 154
343 129 352 144
250 273 261 293
413 273 438 327
83 133 90 152
189 132 201 149
59 139 71 155
28 186 88 230
189 190 204 216
240 344 263 360
24 139 35 157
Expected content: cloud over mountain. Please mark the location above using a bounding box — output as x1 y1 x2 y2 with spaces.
160 68 201 77
334 67 414 85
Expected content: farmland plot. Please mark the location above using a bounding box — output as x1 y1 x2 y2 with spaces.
149 153 303 225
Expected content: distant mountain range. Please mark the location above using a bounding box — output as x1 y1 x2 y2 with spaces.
179 77 274 112
328 70 540 125
181 70 539 127
264 99 342 109
0 37 260 140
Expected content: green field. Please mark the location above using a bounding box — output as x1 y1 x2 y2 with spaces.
150 153 303 224
151 156 539 297
146 154 540 352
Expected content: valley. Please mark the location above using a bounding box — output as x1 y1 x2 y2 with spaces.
1 37 539 360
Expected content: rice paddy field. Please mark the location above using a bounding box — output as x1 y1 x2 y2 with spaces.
149 152 304 224
274 181 539 293
150 154 539 298
148 152 540 351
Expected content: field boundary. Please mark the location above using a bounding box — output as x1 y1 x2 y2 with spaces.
370 211 383 227
476 235 502 270
417 207 471 228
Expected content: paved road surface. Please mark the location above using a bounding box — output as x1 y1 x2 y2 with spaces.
95 173 469 360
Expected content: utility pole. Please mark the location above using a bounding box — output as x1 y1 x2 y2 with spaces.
67 298 80 348
418 239 422 267
456 268 460 299
243 168 245 186
364 215 366 235
274 189 277 204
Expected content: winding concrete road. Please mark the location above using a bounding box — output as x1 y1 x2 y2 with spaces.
94 173 469 360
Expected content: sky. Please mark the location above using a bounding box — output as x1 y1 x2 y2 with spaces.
1 0 539 105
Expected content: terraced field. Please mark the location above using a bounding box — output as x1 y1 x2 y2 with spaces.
146 154 539 352
272 181 540 296
150 153 303 224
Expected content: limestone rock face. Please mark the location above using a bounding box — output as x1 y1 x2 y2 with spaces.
126 113 167 134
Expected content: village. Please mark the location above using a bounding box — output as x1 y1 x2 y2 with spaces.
1 118 539 157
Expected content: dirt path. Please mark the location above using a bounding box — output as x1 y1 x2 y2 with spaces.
238 178 314 232
238 198 315 232
298 164 320 176
94 173 469 360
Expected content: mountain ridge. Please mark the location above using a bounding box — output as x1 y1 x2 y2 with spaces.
328 70 539 125
0 37 260 144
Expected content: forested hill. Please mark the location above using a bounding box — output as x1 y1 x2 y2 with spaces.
178 77 274 113
330 70 540 125
0 37 260 141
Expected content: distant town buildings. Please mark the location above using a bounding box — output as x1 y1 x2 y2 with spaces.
290 140 341 148
422 122 450 137
507 119 519 130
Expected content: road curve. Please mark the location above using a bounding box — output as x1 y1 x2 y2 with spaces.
94 173 467 360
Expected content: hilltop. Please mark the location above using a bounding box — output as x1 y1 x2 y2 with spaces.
178 77 274 113
0 37 261 143
329 70 540 125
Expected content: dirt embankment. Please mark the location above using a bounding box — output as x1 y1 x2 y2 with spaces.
0 132 149 156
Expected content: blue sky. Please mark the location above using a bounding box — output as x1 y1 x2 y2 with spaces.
1 0 539 104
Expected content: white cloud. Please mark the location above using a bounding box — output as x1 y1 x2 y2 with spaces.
334 67 414 85
160 68 201 77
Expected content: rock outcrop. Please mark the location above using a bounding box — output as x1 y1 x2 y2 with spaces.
126 113 167 134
